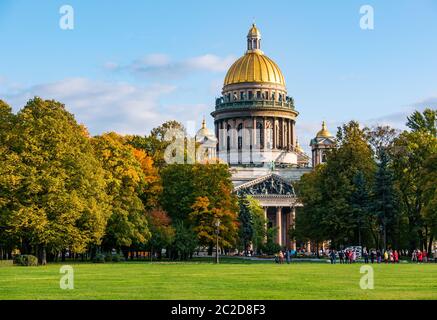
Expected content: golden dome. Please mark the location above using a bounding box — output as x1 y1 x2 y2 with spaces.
224 51 285 87
224 24 286 87
247 23 261 38
295 138 304 153
196 118 217 141
316 121 333 138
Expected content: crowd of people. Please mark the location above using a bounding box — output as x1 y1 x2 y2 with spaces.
274 247 437 264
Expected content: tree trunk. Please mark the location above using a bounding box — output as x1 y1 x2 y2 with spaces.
37 245 47 265
427 236 434 255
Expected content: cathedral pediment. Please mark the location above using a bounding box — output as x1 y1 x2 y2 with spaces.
235 173 295 197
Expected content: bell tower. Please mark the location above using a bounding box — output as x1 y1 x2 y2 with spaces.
310 121 336 167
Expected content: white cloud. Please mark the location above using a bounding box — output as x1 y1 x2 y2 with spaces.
2 78 179 135
107 53 235 79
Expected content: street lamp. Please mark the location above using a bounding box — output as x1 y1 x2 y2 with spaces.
215 219 221 264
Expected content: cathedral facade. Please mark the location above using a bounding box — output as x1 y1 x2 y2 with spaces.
197 24 335 249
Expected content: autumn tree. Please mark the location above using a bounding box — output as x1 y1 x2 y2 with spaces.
146 209 175 259
2 98 111 264
91 132 150 258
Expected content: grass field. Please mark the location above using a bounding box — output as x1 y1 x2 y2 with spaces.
0 258 436 300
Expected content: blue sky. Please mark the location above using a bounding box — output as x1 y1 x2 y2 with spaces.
0 0 436 153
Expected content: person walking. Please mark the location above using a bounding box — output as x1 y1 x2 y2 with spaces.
412 250 417 263
279 250 284 264
376 250 381 264
363 249 369 264
329 250 337 264
417 250 423 263
285 250 290 264
339 250 344 264
384 250 389 264
433 248 437 263
394 250 399 263
370 250 375 264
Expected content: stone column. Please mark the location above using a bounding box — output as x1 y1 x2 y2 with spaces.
263 207 268 242
290 207 296 250
276 207 282 246
273 117 277 149
262 117 266 150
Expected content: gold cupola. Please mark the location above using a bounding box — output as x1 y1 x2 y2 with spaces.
316 121 333 138
223 24 286 88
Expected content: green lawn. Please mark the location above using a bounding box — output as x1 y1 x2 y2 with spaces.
0 259 436 300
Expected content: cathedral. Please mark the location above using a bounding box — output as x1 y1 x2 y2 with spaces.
196 24 335 250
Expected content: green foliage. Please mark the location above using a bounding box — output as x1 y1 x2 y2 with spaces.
297 121 376 247
238 196 266 253
392 108 437 251
371 150 399 249
1 98 111 263
92 132 151 249
13 255 38 266
128 121 186 170
93 253 106 263
146 209 175 256
171 221 198 260
160 164 195 222
406 108 436 137
262 228 281 255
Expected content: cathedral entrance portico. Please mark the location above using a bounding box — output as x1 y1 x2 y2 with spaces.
235 174 300 250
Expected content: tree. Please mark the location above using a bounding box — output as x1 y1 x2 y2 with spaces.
364 125 399 158
189 195 239 251
0 101 19 258
371 150 398 250
237 196 254 253
146 209 175 259
171 221 198 260
3 98 111 264
238 196 266 254
160 164 195 222
421 153 437 254
392 108 437 250
297 121 376 248
406 108 436 137
350 171 370 248
132 149 162 211
91 132 150 257
129 121 186 170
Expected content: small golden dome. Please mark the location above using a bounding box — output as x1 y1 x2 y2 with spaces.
296 138 304 153
224 51 285 87
196 118 216 141
316 121 333 138
247 23 261 38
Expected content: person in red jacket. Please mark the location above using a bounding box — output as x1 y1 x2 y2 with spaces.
417 250 423 263
394 250 399 263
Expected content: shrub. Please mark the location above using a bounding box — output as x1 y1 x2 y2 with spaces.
13 255 38 266
93 253 106 263
112 254 125 262
104 254 112 262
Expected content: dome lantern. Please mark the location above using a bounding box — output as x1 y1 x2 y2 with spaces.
247 23 262 52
